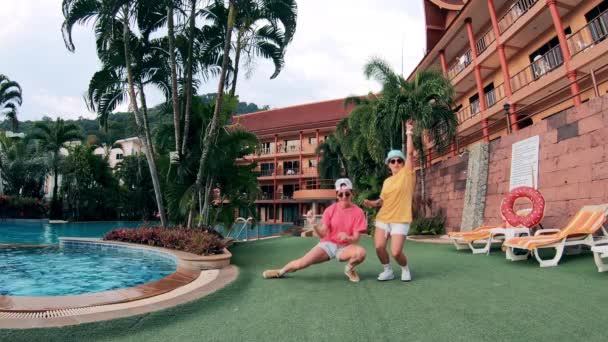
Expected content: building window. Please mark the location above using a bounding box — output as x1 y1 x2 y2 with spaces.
528 28 570 79
585 0 608 42
116 153 124 160
308 137 317 145
469 94 480 115
283 139 299 153
260 163 274 176
309 159 317 168
283 160 300 175
483 83 496 108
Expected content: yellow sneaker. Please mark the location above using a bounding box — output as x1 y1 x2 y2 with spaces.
262 269 284 279
344 266 360 282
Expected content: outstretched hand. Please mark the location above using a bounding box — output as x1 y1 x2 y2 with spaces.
305 210 315 225
406 119 414 132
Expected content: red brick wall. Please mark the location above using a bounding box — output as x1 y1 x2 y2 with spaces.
415 153 468 232
484 95 608 229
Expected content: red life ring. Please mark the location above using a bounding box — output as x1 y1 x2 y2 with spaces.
500 186 545 227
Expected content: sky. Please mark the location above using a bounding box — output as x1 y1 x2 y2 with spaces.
0 0 426 122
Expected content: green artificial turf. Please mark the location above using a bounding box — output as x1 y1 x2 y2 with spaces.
2 237 608 342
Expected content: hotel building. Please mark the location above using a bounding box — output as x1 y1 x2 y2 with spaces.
235 99 350 223
419 0 608 151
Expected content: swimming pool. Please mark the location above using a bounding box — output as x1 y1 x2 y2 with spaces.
0 244 176 296
0 220 142 244
0 220 294 244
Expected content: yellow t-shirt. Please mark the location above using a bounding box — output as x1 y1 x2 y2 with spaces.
376 168 416 223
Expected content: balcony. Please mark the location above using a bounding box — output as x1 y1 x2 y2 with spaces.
293 179 336 201
497 0 540 34
476 28 496 56
447 49 472 80
568 9 608 59
510 44 564 93
484 83 506 109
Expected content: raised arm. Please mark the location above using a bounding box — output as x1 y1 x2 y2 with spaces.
404 120 414 172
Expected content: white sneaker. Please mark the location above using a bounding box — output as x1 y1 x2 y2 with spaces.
377 268 395 281
401 266 412 282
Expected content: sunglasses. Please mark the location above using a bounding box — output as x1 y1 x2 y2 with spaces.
389 158 404 165
337 192 351 198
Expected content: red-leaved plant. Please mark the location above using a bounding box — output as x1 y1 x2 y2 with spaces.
104 226 226 255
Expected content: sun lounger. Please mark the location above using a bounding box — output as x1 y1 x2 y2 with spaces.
503 204 608 267
449 209 533 254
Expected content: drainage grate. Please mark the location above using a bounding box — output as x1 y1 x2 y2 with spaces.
0 306 98 319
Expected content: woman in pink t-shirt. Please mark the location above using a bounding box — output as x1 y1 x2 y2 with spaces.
263 178 368 282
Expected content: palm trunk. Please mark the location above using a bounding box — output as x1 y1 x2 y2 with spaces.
123 5 168 227
167 5 182 157
401 120 406 153
229 29 243 97
194 0 236 226
138 81 155 156
420 162 427 218
52 163 59 219
181 0 196 156
199 176 213 227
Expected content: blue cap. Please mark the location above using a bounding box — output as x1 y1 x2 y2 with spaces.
385 150 406 164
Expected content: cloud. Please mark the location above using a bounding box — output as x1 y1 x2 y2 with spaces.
30 91 94 120
1 0 427 120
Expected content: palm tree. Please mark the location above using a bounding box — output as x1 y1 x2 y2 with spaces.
227 0 298 96
62 0 169 227
363 57 458 216
194 0 237 227
0 133 48 198
30 118 82 218
315 135 345 179
0 75 22 131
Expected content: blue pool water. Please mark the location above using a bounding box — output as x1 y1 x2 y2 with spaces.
0 245 176 296
0 220 142 245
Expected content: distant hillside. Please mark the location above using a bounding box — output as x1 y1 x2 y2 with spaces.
1 94 269 143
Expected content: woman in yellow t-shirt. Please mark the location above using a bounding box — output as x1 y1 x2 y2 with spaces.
364 120 415 282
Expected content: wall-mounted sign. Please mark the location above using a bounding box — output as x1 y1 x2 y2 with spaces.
510 135 539 190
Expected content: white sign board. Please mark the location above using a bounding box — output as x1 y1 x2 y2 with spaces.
509 135 539 190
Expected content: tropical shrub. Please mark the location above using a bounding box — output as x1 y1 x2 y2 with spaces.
104 226 226 255
0 195 47 218
409 210 446 236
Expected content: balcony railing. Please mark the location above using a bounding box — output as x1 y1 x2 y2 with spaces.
257 169 274 177
476 28 496 55
510 44 564 93
447 49 472 80
300 179 335 190
498 0 539 34
283 167 299 176
484 83 506 109
567 9 608 58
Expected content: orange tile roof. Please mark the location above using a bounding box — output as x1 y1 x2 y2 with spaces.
232 98 353 136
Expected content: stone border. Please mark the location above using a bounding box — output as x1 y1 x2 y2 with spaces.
0 266 238 329
0 239 232 314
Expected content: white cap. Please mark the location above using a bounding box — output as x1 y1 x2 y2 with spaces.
335 178 353 191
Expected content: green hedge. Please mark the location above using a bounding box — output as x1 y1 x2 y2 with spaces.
0 195 48 219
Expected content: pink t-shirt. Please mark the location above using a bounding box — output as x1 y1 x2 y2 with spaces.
321 203 367 246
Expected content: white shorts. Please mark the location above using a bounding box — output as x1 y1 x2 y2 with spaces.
375 221 410 236
316 241 347 260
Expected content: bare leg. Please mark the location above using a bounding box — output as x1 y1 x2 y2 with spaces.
374 227 390 264
282 247 329 273
390 234 408 267
338 244 367 268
